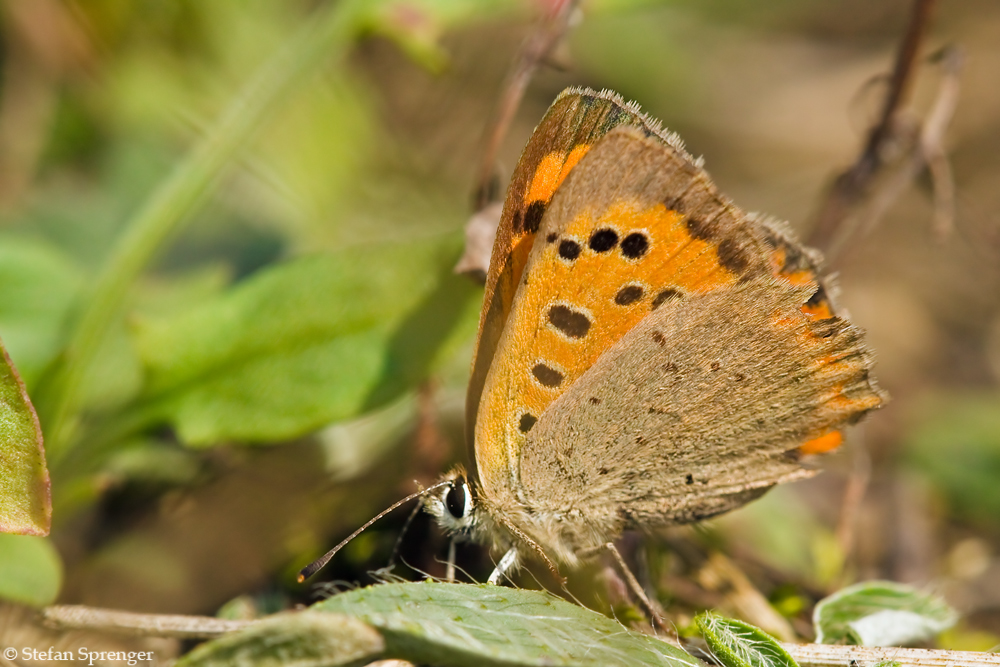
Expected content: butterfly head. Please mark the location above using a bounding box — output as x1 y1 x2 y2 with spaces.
424 466 480 535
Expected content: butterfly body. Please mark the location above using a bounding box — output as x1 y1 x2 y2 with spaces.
427 88 883 579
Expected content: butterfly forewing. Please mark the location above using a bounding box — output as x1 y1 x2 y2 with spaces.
466 89 682 465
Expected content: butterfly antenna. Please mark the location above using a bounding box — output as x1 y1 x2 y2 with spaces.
297 479 451 582
386 494 425 571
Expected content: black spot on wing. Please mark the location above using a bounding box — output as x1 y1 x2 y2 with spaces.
558 239 581 261
589 228 618 252
620 232 649 259
547 304 591 338
685 215 715 241
652 288 682 309
614 284 644 305
518 413 537 433
717 238 751 275
523 201 546 233
531 363 564 388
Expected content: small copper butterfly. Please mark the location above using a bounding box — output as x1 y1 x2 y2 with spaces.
302 87 884 585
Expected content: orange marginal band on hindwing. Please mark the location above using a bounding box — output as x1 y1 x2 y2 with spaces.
466 89 687 465
756 217 862 454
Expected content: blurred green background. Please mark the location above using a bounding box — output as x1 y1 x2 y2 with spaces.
0 0 999 659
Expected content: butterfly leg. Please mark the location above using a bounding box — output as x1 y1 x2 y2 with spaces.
604 542 673 637
487 547 519 585
445 539 457 582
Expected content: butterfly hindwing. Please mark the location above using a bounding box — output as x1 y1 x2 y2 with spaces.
516 276 882 562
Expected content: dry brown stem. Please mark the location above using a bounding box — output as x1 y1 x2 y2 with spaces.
809 0 938 255
42 605 251 640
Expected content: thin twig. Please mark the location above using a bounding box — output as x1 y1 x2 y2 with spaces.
784 642 1000 667
809 0 937 253
846 45 962 258
457 0 579 279
604 541 676 639
922 46 963 241
697 551 796 642
835 435 872 567
42 605 252 639
471 0 579 211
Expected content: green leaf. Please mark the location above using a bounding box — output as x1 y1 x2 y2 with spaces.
0 534 62 605
315 581 700 667
0 339 51 535
813 581 958 646
696 613 798 667
175 611 384 667
0 236 81 388
133 238 477 445
38 0 375 460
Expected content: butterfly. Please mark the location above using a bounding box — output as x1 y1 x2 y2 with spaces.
422 87 884 584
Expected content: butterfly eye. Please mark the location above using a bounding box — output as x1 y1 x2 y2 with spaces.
444 480 471 519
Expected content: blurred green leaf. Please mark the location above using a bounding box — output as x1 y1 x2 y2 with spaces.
132 238 477 445
0 237 81 388
37 0 374 460
0 534 62 605
254 77 374 241
101 440 203 486
904 393 1000 527
0 339 51 535
316 581 700 667
696 613 798 667
176 611 385 667
813 581 958 646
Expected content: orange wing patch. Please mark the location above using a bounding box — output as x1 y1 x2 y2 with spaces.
799 430 842 455
525 146 591 207
476 199 744 486
768 243 836 321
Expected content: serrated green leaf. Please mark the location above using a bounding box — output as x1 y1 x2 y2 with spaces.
175 611 384 667
0 534 62 605
132 238 477 445
0 339 51 535
696 612 798 667
813 581 958 646
315 581 700 667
